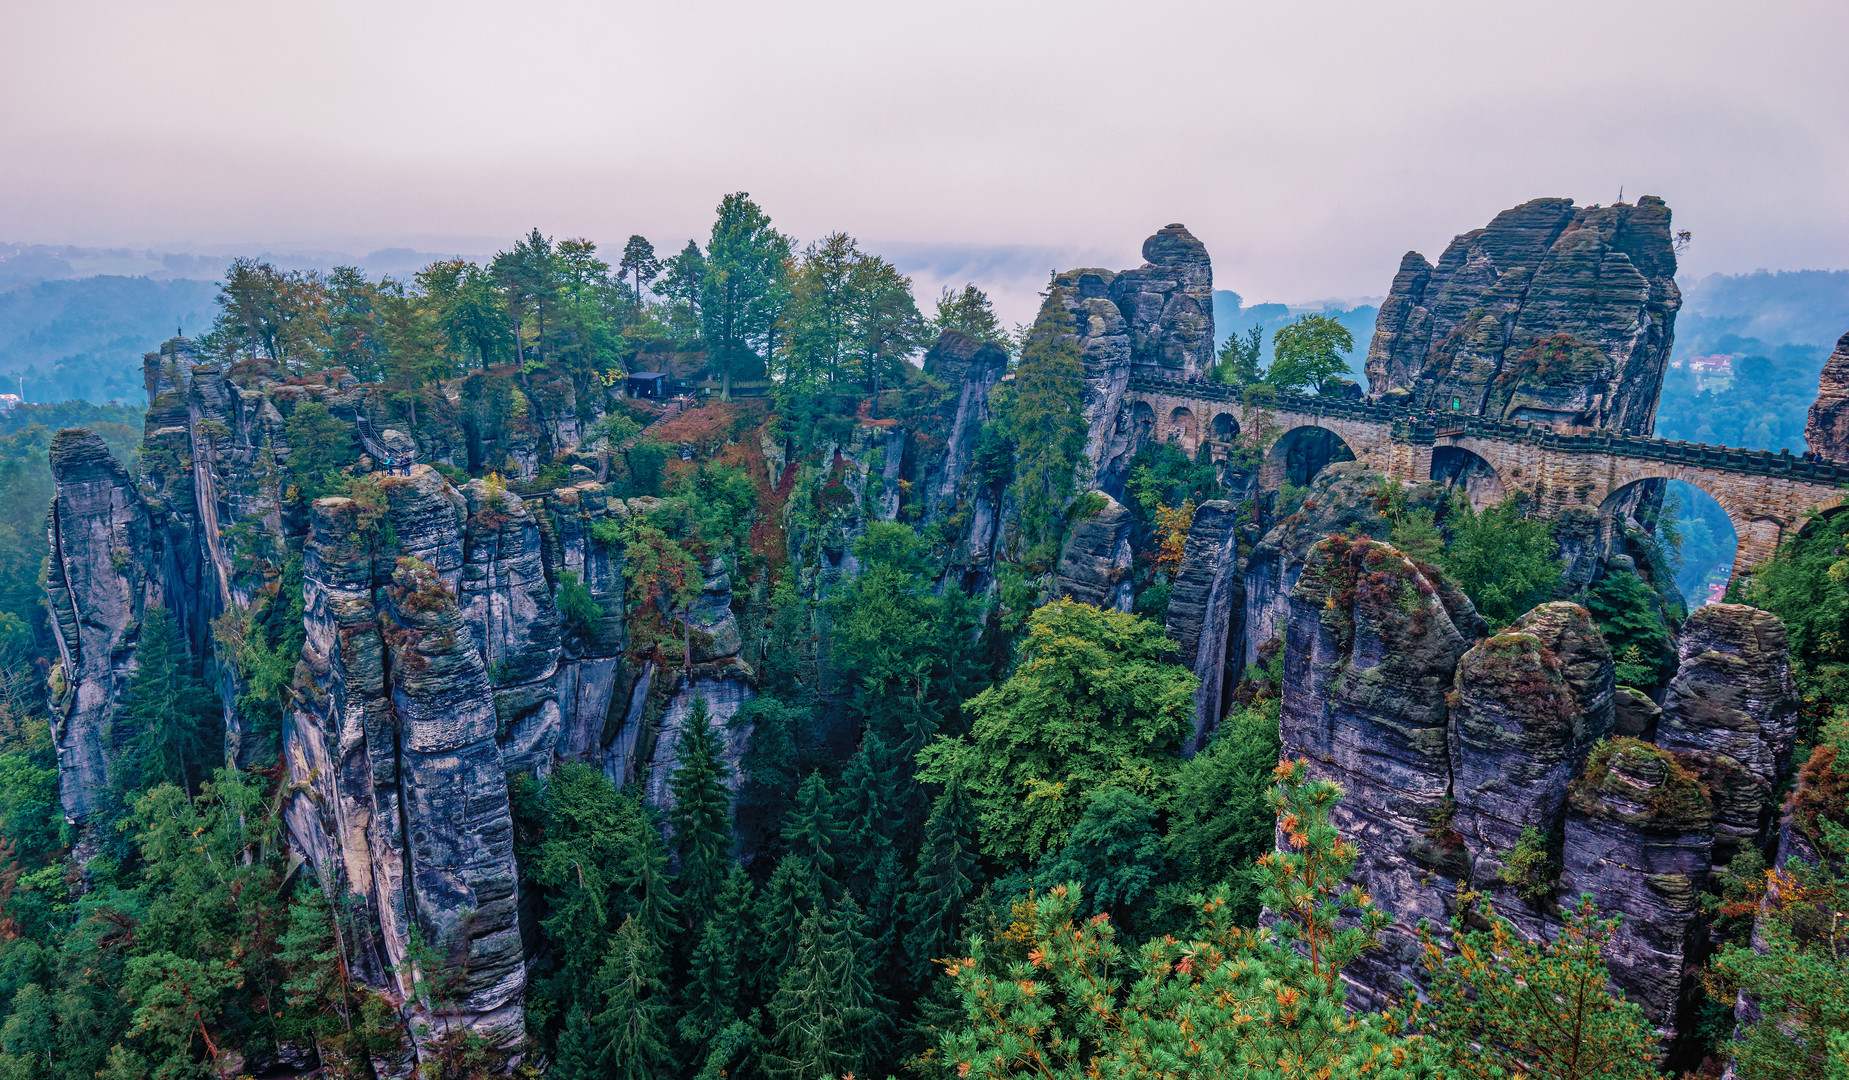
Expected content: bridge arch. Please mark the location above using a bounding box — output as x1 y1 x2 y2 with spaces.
1430 445 1506 511
1127 400 1156 446
1212 412 1239 443
1592 459 1849 571
1269 425 1357 487
1168 407 1200 454
1598 474 1765 589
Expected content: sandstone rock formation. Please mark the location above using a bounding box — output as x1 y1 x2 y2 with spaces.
1281 535 1480 1008
1163 500 1242 747
1561 738 1715 1040
1244 463 1457 668
45 430 168 825
1656 604 1797 864
1050 492 1134 612
1613 684 1661 738
1028 224 1213 493
284 468 525 1049
1803 330 1849 461
48 337 754 1060
1277 535 1802 1044
917 331 1011 586
1366 197 1681 435
1449 603 1613 927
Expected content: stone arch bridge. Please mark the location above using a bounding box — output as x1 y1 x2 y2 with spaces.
1124 373 1849 572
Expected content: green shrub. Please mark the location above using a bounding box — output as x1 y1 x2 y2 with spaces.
556 570 600 640
1499 825 1558 903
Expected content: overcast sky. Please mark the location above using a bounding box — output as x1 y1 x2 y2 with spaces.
3 0 1844 324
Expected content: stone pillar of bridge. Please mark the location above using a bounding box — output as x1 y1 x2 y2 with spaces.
1733 517 1783 576
1385 442 1427 486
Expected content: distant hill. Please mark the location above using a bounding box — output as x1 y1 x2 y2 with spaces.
1655 269 1849 454
0 239 488 405
1676 270 1849 356
0 276 219 403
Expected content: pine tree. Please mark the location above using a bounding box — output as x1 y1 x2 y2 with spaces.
933 283 1002 342
1396 896 1657 1080
669 697 733 918
702 192 791 399
782 771 839 899
595 916 673 1080
653 240 706 342
908 777 979 971
679 866 755 1050
618 235 661 314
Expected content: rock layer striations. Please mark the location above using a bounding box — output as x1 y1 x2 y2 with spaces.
1366 196 1681 434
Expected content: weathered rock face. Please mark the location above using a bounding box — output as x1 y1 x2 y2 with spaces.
1050 492 1134 612
1281 535 1480 1008
1366 197 1681 435
283 467 525 1048
1613 684 1661 738
787 425 907 604
1656 604 1797 864
1029 224 1214 493
686 559 745 663
44 430 169 825
1115 225 1215 375
461 479 562 689
1162 500 1243 747
530 481 630 764
1449 603 1613 927
917 331 1010 586
1805 331 1849 461
1561 739 1715 1040
1244 463 1457 667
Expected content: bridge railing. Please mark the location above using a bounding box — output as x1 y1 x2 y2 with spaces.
1125 372 1849 486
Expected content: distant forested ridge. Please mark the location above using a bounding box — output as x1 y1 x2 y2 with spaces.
1655 268 1849 453
0 276 218 402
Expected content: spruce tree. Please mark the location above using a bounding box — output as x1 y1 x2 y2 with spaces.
113 606 219 799
755 853 824 994
276 881 351 1048
828 894 895 1061
612 793 677 942
761 904 885 1080
833 747 890 897
669 697 733 918
679 865 755 1050
908 777 979 971
860 846 909 1007
549 1001 602 1080
532 763 625 1021
596 915 673 1080
782 771 839 899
